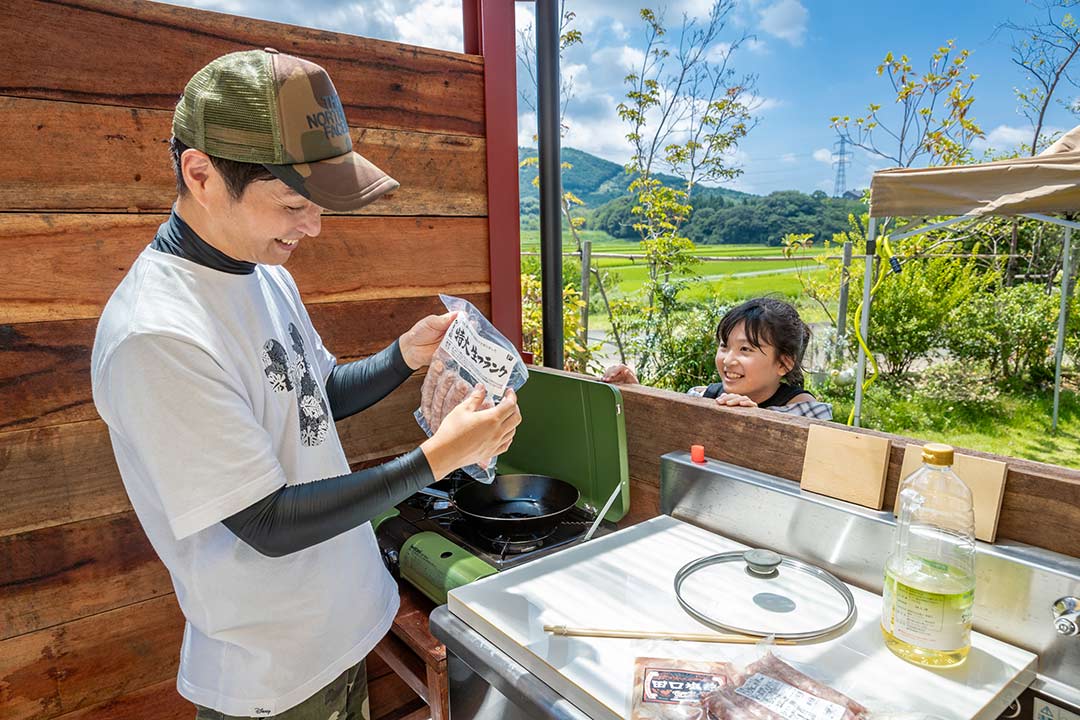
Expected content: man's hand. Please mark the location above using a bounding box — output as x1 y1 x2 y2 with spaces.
602 363 639 385
421 386 522 480
400 312 456 370
715 393 757 408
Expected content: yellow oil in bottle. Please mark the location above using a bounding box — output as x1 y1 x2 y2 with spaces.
881 561 974 667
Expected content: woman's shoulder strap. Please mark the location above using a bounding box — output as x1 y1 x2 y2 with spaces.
702 382 725 399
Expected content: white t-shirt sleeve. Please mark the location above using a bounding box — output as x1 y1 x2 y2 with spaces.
100 333 287 540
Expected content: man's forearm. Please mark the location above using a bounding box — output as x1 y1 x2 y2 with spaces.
222 447 434 557
324 340 414 420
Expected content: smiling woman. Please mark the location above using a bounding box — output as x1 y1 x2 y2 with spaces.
603 297 833 420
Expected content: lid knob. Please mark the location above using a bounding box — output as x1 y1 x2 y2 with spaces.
743 549 782 576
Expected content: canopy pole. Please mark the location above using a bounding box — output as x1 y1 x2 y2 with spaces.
853 218 877 427
1053 226 1072 432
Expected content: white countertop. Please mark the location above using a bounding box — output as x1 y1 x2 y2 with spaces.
448 515 1036 719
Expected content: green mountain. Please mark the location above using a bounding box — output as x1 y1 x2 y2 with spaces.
517 146 754 212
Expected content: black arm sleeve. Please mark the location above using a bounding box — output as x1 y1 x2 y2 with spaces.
222 447 434 557
325 340 415 421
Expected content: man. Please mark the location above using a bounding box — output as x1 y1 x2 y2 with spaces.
91 49 520 719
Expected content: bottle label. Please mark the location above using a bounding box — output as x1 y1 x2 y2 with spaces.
882 573 973 651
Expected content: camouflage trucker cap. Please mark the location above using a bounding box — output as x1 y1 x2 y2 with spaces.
172 48 399 211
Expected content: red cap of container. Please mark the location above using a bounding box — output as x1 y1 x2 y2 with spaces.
690 445 706 463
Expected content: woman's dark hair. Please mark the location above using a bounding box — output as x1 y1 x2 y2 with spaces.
171 137 276 200
715 297 811 386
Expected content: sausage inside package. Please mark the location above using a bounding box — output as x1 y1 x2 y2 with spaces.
632 650 926 720
415 294 529 483
702 652 870 720
632 657 739 720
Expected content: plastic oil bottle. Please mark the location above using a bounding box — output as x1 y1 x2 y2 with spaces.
881 443 976 667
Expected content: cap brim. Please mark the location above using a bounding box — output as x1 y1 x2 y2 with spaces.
264 151 399 211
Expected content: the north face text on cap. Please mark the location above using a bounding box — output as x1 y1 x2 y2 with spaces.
306 95 348 140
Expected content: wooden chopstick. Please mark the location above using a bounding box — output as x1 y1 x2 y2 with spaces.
542 625 796 645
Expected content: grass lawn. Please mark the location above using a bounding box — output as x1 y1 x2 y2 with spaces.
822 381 1080 469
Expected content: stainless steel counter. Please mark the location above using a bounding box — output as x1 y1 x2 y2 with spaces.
429 605 590 720
659 451 1080 710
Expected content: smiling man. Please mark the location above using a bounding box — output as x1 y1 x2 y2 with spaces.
90 49 520 720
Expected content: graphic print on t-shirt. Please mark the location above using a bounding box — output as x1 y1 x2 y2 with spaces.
259 325 330 447
289 323 330 447
261 339 294 392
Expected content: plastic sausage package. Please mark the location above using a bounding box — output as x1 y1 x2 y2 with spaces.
415 294 529 483
633 653 873 720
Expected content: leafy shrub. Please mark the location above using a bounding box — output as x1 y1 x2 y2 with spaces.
947 283 1061 388
520 274 601 373
865 252 992 377
616 297 730 391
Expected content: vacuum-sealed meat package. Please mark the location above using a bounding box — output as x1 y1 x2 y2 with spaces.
415 294 529 482
632 657 739 720
703 654 869 720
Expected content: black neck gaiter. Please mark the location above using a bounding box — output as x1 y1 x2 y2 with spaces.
151 207 256 275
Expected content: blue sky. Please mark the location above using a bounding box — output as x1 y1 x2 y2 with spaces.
163 0 1079 196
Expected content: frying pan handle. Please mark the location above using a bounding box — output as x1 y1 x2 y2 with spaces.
418 487 451 501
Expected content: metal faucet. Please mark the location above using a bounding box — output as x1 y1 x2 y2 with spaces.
1054 596 1080 636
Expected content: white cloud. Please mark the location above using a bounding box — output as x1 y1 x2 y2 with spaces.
590 44 646 75
758 0 808 46
752 96 784 113
515 3 534 34
518 112 538 148
986 124 1031 148
969 124 1037 154
391 0 462 50
780 152 797 164
707 41 734 64
563 62 592 95
813 148 834 164
746 37 768 54
562 101 633 164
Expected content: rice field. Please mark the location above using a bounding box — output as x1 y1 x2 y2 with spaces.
519 230 828 305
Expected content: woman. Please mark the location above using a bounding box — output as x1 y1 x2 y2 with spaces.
602 297 832 420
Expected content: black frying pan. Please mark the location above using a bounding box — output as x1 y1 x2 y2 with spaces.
422 473 580 537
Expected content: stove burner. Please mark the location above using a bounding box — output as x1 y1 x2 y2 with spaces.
476 526 557 556
392 482 613 570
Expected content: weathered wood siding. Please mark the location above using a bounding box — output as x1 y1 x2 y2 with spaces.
0 1 488 717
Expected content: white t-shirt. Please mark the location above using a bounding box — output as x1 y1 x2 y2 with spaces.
91 248 399 716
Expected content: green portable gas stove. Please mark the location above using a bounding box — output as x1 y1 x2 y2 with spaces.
374 368 630 605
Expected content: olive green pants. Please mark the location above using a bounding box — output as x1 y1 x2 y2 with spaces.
194 660 369 720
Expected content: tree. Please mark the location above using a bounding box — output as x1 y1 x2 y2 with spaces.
831 40 983 168
999 1 1080 284
614 1 755 380
1002 0 1080 155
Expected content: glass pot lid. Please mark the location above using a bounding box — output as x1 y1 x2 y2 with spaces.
674 549 856 641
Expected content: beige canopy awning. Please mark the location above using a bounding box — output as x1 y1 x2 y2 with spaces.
869 126 1080 217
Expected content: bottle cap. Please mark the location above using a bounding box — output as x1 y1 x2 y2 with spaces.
690 445 706 464
922 443 954 466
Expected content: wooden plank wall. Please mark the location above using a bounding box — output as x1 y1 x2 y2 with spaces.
0 1 487 718
615 382 1080 558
